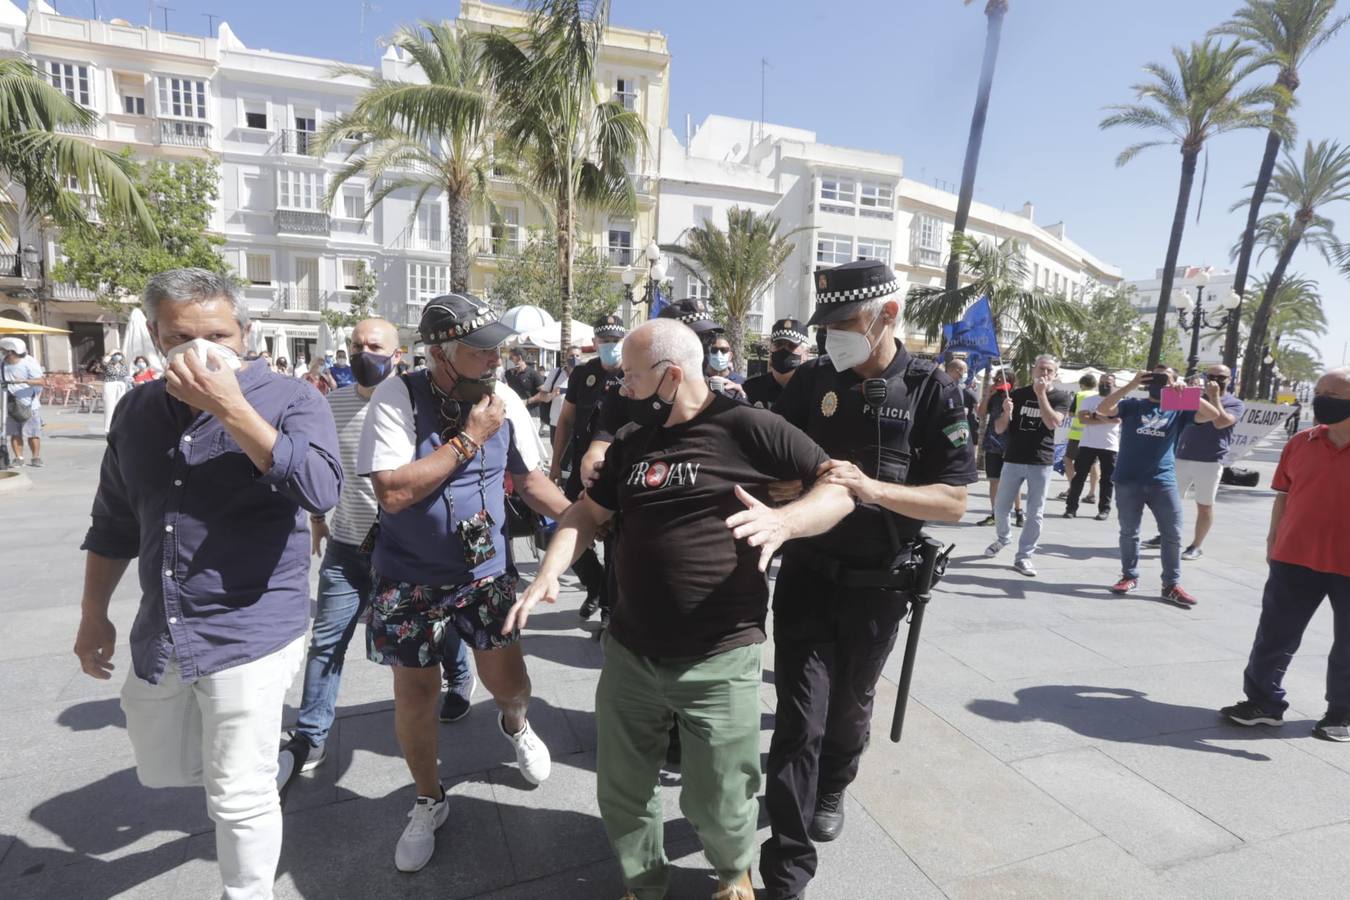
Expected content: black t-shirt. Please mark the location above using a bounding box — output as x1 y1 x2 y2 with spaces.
1002 385 1070 465
588 394 830 659
743 372 785 408
773 344 979 565
962 386 980 438
564 358 623 449
504 366 545 414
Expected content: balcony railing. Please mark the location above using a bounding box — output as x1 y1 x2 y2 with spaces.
50 281 97 301
275 129 319 156
157 119 211 148
275 209 330 235
0 253 24 279
404 301 428 326
911 245 943 269
275 287 330 312
387 228 450 254
56 118 98 136
608 247 633 267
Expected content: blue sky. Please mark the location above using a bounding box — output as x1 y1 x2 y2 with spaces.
83 0 1350 369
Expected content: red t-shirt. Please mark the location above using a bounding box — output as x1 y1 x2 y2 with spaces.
1270 425 1350 578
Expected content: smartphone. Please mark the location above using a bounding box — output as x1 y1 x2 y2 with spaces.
1162 386 1202 412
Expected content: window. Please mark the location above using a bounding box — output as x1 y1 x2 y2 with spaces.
1032 262 1040 287
687 275 711 301
615 78 637 111
820 176 855 204
747 294 766 335
245 253 272 285
416 203 443 242
693 205 714 227
816 233 852 265
157 76 207 119
407 263 449 304
243 100 268 130
856 237 891 265
278 170 324 210
859 181 893 209
341 187 365 220
492 207 521 255
916 215 943 251
44 61 91 107
607 221 633 266
243 172 269 209
341 259 367 290
122 95 145 115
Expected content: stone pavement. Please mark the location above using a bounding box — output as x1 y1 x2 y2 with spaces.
2 407 1346 899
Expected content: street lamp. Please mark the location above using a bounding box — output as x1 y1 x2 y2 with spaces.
1174 275 1238 379
621 264 638 327
20 243 40 279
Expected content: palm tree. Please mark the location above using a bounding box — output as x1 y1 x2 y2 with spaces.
1244 273 1327 355
671 207 803 374
908 233 1085 379
313 21 497 294
1213 0 1347 368
478 0 647 350
945 0 1010 295
1239 139 1350 396
0 58 154 247
1101 38 1279 368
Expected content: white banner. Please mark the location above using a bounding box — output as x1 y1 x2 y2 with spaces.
1222 401 1291 466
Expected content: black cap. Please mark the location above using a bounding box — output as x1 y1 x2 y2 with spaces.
659 297 723 337
418 293 516 349
769 318 808 345
807 259 901 326
593 313 626 340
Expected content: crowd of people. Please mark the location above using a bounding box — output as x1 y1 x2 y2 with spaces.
65 263 1348 900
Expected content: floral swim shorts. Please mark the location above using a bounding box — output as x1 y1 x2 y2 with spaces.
366 572 519 667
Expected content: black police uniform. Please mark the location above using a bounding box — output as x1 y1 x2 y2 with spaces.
759 261 978 900
745 318 810 409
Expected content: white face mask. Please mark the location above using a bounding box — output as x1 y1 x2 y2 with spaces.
825 311 881 372
165 337 241 371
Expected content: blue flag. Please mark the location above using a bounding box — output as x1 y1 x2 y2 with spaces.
648 283 669 319
942 295 1000 383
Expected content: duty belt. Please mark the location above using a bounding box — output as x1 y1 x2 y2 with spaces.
789 542 922 591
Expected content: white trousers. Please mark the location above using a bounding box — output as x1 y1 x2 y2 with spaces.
120 637 304 900
102 380 128 433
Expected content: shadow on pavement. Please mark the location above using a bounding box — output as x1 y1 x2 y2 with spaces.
56 698 125 731
967 685 1293 761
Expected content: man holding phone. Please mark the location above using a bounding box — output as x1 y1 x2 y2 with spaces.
1097 366 1226 607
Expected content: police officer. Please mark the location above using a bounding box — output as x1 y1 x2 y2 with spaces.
744 318 809 408
759 259 978 900
548 313 626 620
659 298 747 400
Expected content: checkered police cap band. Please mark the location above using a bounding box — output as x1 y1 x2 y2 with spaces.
594 324 626 338
771 326 809 345
815 277 901 306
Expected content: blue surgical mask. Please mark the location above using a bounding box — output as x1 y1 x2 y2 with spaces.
598 342 622 368
708 350 731 371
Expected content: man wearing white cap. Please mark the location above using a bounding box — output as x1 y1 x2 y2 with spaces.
2 337 46 467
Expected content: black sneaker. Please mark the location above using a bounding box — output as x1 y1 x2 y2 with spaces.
975 514 995 526
1014 510 1025 528
1143 535 1162 548
1062 510 1076 519
1220 700 1284 727
439 672 476 723
808 790 845 842
1313 710 1350 742
1094 511 1110 521
276 732 325 790
579 591 601 620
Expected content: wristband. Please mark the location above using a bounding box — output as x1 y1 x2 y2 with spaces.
458 431 481 456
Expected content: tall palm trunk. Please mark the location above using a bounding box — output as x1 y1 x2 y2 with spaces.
1240 222 1304 398
944 2 1007 294
726 314 746 377
448 189 471 294
556 178 574 351
1148 148 1200 368
1224 126 1283 369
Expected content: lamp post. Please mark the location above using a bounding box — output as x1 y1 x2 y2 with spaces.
1172 272 1238 379
621 264 637 327
19 243 48 365
632 238 666 325
1259 346 1275 400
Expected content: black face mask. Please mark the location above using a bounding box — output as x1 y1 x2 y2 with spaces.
350 351 393 388
626 369 677 428
1313 395 1350 426
1099 383 1112 396
770 348 802 374
444 353 496 403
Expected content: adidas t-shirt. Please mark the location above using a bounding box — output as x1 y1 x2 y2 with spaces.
1112 398 1195 486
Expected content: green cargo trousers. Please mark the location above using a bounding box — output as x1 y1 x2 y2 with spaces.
596 632 763 900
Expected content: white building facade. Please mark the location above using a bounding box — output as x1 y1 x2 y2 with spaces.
1126 265 1237 369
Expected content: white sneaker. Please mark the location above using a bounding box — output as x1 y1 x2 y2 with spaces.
1013 559 1038 577
500 714 551 785
394 788 450 872
985 540 1008 558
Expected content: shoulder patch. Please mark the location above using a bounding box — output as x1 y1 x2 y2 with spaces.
942 421 970 448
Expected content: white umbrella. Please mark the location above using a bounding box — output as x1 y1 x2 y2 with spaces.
501 304 555 335
123 308 162 371
245 320 264 355
519 319 593 351
317 319 338 360
271 326 291 366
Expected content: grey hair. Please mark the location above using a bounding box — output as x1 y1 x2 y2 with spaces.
637 319 705 382
143 268 248 328
1034 353 1059 369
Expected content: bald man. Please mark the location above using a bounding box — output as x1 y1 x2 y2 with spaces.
1222 368 1350 742
277 319 473 787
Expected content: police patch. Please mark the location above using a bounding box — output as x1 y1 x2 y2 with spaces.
821 391 838 417
943 422 969 448
587 374 596 387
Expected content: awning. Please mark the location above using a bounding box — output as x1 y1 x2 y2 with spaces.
0 320 71 335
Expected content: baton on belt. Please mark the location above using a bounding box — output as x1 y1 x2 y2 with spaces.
890 535 950 743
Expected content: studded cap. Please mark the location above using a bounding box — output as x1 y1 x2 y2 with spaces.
769 318 808 346
417 293 516 349
593 313 626 340
807 259 901 326
658 297 723 337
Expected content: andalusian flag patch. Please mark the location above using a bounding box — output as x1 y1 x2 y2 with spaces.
943 422 969 448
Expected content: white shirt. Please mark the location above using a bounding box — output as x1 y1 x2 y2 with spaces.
325 385 380 546
3 357 44 410
545 366 569 426
357 376 543 476
1077 394 1121 452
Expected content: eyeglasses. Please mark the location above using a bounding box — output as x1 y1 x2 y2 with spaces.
620 359 672 390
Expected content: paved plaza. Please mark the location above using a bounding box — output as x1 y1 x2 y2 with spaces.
1 408 1345 899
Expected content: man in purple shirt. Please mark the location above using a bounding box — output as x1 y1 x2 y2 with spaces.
73 268 342 900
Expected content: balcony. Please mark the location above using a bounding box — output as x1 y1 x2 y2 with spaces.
274 287 330 313
56 117 99 137
50 281 98 301
157 119 211 148
387 228 450 254
331 218 372 240
910 245 943 269
0 253 27 280
275 209 330 236
275 129 319 157
403 302 426 327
